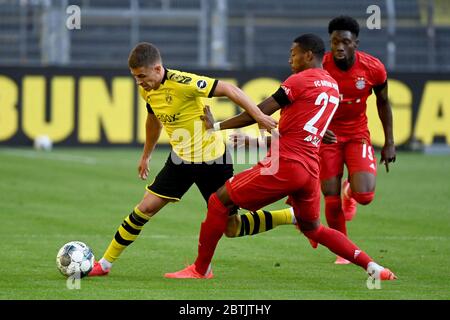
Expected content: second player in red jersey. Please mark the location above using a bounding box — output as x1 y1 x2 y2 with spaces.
322 50 387 136
276 67 340 178
320 16 396 265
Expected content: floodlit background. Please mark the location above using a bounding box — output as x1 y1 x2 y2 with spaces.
2 0 450 71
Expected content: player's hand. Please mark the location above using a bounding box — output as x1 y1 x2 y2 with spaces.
255 114 278 132
380 143 396 173
200 105 214 130
322 129 337 144
229 131 255 148
138 156 150 180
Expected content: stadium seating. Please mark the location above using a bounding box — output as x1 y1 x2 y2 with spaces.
0 0 449 71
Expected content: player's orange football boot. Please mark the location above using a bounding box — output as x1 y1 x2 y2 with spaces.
379 268 397 280
88 261 110 277
164 264 213 279
342 179 357 221
334 256 351 265
367 263 397 280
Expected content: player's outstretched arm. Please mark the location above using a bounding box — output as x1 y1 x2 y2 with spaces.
374 81 396 172
211 95 281 131
138 113 162 180
228 132 272 149
200 106 272 148
213 81 278 131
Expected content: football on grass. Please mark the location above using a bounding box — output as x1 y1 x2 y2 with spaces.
56 241 94 278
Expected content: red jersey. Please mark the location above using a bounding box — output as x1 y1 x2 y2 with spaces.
323 51 387 136
274 68 340 178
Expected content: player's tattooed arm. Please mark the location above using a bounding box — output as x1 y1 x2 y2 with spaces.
213 96 281 130
213 81 278 131
228 132 272 149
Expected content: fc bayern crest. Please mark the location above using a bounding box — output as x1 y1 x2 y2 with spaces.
355 77 366 90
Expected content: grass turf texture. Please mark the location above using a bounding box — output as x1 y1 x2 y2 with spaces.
0 147 449 300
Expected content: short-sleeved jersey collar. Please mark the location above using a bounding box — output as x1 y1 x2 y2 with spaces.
161 68 168 84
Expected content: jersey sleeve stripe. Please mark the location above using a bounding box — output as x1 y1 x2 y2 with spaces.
146 103 155 114
208 79 219 98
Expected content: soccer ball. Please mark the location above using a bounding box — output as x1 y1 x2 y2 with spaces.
56 241 95 278
34 135 53 151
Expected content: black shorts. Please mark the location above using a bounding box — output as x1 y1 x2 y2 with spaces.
147 150 234 202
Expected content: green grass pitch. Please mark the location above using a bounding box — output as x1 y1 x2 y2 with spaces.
0 147 449 300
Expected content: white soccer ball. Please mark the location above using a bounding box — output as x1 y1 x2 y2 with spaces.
34 135 53 151
56 241 95 278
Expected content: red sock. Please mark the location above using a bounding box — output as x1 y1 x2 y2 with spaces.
350 191 375 205
303 224 372 269
194 193 230 274
324 195 347 236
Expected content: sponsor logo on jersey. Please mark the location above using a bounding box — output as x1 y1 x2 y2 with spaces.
355 77 366 90
169 73 192 84
304 134 321 147
197 79 207 89
156 112 180 123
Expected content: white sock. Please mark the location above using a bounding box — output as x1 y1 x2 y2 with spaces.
99 258 112 271
289 207 297 225
366 261 383 278
205 264 212 276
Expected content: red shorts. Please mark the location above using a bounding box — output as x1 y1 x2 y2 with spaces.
226 158 321 222
319 134 377 180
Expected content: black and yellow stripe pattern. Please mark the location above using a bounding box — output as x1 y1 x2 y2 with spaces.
103 207 150 262
239 210 272 236
235 208 293 237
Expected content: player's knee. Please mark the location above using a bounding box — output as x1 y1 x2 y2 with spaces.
137 208 157 217
137 203 160 217
298 219 321 237
321 183 341 197
352 191 375 205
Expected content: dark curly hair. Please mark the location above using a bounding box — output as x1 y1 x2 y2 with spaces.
328 15 360 37
293 33 325 60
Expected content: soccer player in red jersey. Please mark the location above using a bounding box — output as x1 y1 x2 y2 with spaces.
320 16 396 264
165 34 396 281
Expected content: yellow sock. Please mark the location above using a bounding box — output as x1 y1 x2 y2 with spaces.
233 207 294 237
103 206 150 263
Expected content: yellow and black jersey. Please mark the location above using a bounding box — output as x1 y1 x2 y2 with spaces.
139 68 225 162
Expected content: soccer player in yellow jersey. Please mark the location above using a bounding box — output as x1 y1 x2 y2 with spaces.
89 42 295 276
